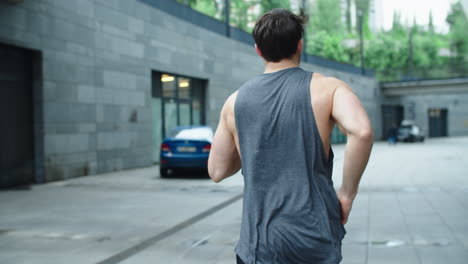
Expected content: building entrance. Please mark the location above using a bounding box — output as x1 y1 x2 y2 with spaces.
0 43 35 188
151 72 206 162
428 108 448 137
381 105 404 139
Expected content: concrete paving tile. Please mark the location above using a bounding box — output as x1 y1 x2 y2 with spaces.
450 190 468 209
0 257 19 264
454 232 468 249
121 200 242 264
367 246 420 264
214 245 237 264
397 193 434 216
417 245 468 264
341 244 367 264
2 138 468 263
343 225 368 244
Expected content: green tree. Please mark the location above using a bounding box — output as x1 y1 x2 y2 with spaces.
446 1 467 26
229 0 252 31
364 33 408 77
175 0 461 80
308 31 349 62
259 0 290 13
176 0 223 20
391 11 406 37
309 0 342 34
346 0 352 33
192 0 218 18
306 0 345 59
446 1 468 73
428 10 435 33
355 0 371 37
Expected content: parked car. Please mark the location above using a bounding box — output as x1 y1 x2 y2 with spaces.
160 126 213 177
397 120 425 142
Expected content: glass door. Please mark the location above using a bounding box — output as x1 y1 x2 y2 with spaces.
179 100 192 127
163 98 178 138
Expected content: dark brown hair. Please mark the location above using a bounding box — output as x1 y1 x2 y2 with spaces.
252 8 308 62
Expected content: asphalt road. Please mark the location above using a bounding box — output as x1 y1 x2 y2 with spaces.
1 137 467 264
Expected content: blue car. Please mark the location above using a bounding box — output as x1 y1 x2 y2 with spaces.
160 126 213 177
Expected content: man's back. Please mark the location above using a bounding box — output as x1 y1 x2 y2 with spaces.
232 67 345 263
208 8 373 264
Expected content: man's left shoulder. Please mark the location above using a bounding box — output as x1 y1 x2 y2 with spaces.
222 91 239 115
311 73 354 98
313 73 348 88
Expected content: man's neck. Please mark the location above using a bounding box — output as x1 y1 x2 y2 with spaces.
263 58 300 74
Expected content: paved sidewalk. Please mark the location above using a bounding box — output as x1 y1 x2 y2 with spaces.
1 137 467 263
120 137 468 264
339 137 468 264
0 167 243 264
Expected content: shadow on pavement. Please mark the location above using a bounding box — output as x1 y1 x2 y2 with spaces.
0 184 32 191
160 168 210 180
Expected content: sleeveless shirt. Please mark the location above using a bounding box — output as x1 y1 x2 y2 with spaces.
234 67 346 264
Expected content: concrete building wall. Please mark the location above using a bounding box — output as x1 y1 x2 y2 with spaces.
0 0 380 182
399 94 468 137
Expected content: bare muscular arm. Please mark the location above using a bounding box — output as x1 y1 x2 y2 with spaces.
332 82 373 224
208 92 242 183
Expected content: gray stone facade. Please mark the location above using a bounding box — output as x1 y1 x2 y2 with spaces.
381 79 468 137
397 94 468 137
0 0 380 182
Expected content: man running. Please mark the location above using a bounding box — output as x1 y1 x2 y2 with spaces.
208 8 373 264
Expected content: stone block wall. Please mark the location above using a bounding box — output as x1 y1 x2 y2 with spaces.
400 94 468 137
0 0 380 182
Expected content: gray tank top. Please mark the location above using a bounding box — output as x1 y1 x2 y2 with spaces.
234 67 346 264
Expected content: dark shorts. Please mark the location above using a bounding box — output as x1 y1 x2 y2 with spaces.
236 255 245 264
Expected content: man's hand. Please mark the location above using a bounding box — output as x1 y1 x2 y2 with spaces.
336 188 354 225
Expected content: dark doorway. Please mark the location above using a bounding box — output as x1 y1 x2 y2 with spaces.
428 108 448 137
0 43 35 188
381 105 404 139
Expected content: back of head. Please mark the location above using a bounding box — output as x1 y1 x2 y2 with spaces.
253 8 308 62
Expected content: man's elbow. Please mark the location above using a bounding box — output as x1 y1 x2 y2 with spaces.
208 165 223 183
209 172 224 183
358 127 374 143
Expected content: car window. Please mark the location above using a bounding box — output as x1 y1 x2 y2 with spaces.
171 127 213 141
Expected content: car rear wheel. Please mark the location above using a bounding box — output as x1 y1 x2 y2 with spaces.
160 168 169 178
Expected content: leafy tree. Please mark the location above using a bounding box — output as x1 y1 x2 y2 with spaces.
192 0 218 18
309 0 342 34
364 33 409 80
446 2 467 26
307 31 349 62
229 0 252 31
355 0 371 37
391 11 406 37
259 0 290 13
176 0 223 20
174 0 463 80
446 1 468 73
428 10 435 33
346 0 352 33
